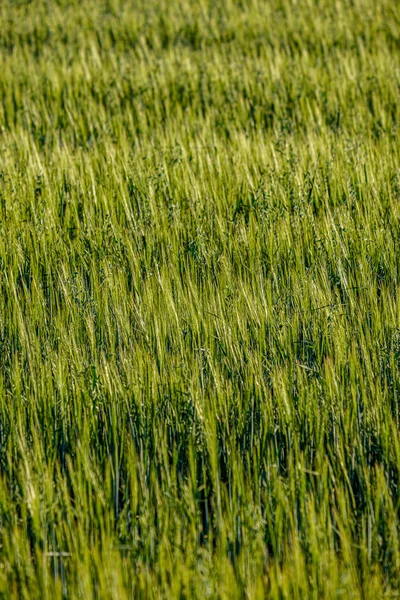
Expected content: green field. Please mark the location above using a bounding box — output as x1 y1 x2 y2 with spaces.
1 0 400 597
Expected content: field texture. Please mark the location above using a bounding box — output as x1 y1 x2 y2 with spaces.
1 0 400 597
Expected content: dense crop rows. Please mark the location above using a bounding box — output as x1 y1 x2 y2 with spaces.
0 0 400 597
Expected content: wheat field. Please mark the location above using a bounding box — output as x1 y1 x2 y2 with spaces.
0 0 400 597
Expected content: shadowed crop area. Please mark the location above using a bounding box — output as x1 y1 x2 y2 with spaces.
0 0 400 597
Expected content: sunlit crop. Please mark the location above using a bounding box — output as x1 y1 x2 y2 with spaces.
0 0 400 597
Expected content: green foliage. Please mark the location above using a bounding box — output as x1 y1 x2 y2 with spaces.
0 0 400 597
